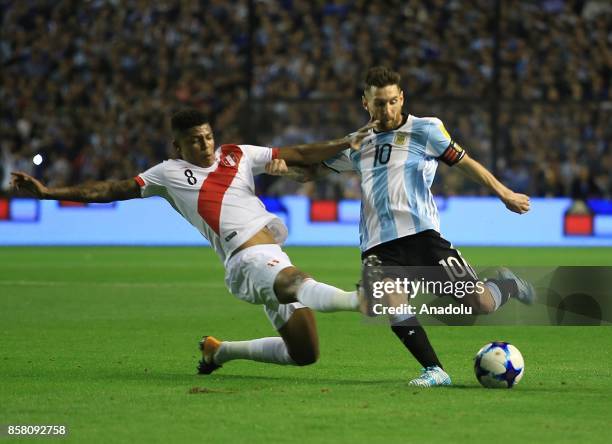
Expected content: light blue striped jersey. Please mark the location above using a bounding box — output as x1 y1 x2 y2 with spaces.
324 114 465 252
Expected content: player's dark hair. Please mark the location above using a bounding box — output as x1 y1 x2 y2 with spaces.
364 66 401 91
171 109 209 134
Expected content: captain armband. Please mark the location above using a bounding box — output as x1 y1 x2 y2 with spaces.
439 140 466 166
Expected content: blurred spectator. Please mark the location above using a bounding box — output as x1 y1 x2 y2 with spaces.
1 0 610 200
1 0 249 190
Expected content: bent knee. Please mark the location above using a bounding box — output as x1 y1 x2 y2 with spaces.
274 267 310 303
461 295 494 315
291 349 319 366
475 303 495 315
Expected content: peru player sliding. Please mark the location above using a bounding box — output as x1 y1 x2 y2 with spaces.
11 109 375 374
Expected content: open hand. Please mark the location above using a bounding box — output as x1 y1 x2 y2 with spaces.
10 172 48 198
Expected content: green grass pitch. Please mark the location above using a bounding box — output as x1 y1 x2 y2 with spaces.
1 247 611 443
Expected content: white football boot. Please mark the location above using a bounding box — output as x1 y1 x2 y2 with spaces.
408 366 452 387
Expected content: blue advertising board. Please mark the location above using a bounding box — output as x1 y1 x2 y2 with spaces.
1 196 611 247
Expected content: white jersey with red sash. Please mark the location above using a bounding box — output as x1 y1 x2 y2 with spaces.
135 144 287 264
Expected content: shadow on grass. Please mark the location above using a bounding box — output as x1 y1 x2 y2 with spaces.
444 383 580 393
5 368 598 394
7 368 404 388
212 373 401 386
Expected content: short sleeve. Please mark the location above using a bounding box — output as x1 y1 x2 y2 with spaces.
323 149 355 173
135 162 166 198
239 144 278 175
426 118 466 166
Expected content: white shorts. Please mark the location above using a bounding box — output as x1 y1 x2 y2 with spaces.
224 244 306 330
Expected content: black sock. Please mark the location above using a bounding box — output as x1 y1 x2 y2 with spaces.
486 278 518 307
391 318 443 369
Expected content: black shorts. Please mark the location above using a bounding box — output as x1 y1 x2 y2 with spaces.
362 229 480 285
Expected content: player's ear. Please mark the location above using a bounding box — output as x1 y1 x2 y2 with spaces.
362 95 369 112
172 140 182 158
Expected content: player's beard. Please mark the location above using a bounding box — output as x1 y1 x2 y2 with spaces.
380 121 393 131
379 116 401 131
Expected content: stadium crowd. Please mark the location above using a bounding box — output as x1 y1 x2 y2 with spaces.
1 0 610 199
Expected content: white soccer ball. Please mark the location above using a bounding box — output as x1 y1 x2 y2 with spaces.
474 341 524 388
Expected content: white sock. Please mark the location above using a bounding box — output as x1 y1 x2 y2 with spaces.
214 337 295 365
485 281 503 311
296 279 359 312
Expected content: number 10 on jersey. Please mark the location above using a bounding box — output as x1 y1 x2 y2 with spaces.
373 144 392 166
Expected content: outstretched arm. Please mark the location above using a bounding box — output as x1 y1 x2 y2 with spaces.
455 154 530 214
10 172 141 203
264 161 329 182
276 121 376 166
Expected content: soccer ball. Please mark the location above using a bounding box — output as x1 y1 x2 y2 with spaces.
474 341 524 388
